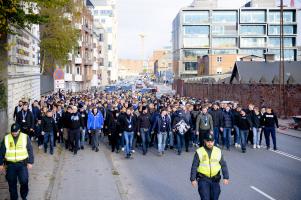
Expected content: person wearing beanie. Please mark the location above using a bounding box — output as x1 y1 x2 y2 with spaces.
0 123 34 200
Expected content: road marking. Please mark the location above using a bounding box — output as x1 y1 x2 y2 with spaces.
261 146 301 162
270 150 301 162
250 186 276 200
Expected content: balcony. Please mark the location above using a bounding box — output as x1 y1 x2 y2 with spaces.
92 63 98 71
75 74 83 82
74 23 82 30
63 13 72 21
65 73 73 81
68 53 72 61
75 57 82 64
78 40 82 47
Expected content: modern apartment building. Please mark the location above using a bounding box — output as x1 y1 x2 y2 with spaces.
172 0 298 78
92 0 118 82
64 0 94 92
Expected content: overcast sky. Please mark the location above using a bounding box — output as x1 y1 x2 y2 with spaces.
116 0 301 59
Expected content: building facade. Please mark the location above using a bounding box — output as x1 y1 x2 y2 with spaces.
92 0 118 82
151 48 173 81
172 1 298 78
118 59 144 78
5 25 41 127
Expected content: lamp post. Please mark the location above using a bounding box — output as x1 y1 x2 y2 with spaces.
139 33 146 74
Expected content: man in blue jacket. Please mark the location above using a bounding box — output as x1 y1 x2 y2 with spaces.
87 107 104 152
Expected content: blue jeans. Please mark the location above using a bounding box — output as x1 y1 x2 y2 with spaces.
233 125 240 144
213 127 220 145
140 128 150 153
223 128 232 149
264 127 277 149
124 131 134 156
167 131 174 147
157 132 168 153
253 127 260 146
80 128 86 147
198 178 220 200
6 163 29 200
44 131 54 154
240 130 249 151
176 133 185 153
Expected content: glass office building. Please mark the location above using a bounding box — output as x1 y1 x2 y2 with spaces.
172 7 298 78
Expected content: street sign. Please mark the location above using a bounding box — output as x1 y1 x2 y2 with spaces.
53 68 64 80
54 79 65 89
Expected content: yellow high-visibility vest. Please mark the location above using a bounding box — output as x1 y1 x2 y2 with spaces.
196 146 221 178
4 132 29 162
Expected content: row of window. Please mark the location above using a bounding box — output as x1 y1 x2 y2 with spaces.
183 25 296 36
183 37 295 48
183 10 295 24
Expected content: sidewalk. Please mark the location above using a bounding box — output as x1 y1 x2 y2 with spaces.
0 144 64 200
278 118 301 139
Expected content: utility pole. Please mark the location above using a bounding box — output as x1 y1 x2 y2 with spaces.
279 0 286 117
139 33 146 74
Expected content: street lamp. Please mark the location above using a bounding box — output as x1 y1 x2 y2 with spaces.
279 0 286 117
139 33 146 74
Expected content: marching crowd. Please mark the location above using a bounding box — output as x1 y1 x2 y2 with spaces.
11 90 279 159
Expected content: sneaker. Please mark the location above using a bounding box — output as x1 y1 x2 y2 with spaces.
273 147 278 151
95 148 99 152
38 145 43 149
234 143 238 148
121 147 125 152
253 145 256 149
238 144 241 148
131 150 135 153
257 145 261 149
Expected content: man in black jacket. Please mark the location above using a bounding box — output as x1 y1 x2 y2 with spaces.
209 104 223 146
13 100 23 121
16 103 34 139
137 106 152 155
41 110 57 155
238 110 252 153
262 107 279 150
67 106 84 155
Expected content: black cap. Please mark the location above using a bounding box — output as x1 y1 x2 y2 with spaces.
11 123 20 132
204 133 214 142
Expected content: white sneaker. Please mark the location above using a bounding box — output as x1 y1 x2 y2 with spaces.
257 145 261 149
121 147 125 152
253 145 256 149
38 145 43 149
234 143 238 148
131 150 135 153
238 144 241 148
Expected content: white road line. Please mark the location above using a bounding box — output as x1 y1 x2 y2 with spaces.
250 186 276 200
271 150 301 162
261 146 301 162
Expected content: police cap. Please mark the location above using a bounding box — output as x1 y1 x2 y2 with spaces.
11 123 20 132
204 133 214 142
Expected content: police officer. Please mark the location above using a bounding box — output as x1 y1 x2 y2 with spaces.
0 123 34 200
190 133 229 200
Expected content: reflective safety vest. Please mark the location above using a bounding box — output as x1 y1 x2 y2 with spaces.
4 133 29 162
196 146 221 178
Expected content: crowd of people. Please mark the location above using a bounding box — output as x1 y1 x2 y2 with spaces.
12 89 279 158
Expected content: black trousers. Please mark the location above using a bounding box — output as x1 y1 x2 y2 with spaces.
184 129 191 151
199 129 210 147
69 128 80 153
6 163 29 200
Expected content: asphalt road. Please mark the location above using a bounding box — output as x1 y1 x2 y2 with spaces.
110 131 301 200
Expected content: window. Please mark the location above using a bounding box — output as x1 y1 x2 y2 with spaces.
212 25 237 35
240 37 266 48
99 34 103 42
268 25 295 35
216 68 222 74
183 37 209 48
268 37 294 47
107 27 112 33
240 25 265 35
183 49 209 60
184 62 198 71
212 49 237 54
183 26 209 36
268 49 295 61
239 49 264 57
183 11 209 24
94 10 98 15
101 19 106 23
108 62 112 67
212 11 237 23
241 10 266 23
76 67 80 75
217 56 222 62
212 38 236 48
269 11 294 23
108 44 112 50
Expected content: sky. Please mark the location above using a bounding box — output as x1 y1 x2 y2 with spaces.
116 0 301 59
